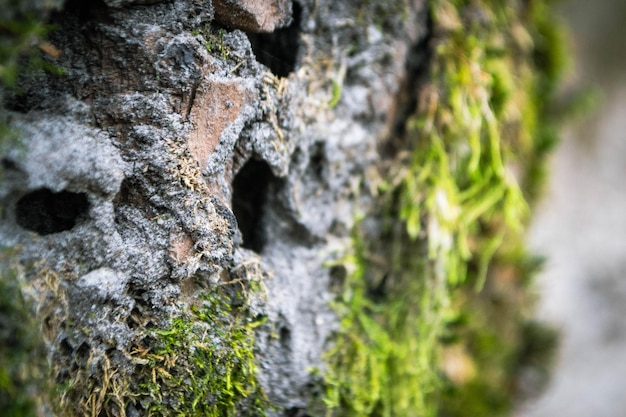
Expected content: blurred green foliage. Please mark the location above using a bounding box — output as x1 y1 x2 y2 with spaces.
0 1 63 149
324 0 566 416
0 15 53 88
0 250 48 417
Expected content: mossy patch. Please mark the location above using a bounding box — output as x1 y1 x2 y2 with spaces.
50 275 270 417
323 221 446 417
132 287 269 417
193 25 232 60
323 0 567 415
0 13 58 89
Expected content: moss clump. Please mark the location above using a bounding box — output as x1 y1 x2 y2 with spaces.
134 287 269 417
323 221 445 417
52 277 269 417
323 0 567 416
193 25 232 60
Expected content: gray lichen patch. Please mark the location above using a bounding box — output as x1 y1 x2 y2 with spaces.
4 114 125 197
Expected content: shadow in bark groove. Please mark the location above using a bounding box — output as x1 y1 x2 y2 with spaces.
232 158 277 253
247 2 302 77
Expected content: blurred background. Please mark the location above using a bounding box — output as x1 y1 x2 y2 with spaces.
517 0 626 416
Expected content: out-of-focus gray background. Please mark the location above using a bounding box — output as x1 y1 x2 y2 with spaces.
518 0 626 416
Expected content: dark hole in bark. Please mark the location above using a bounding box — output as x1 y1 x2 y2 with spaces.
59 338 73 356
232 158 275 253
60 0 108 20
285 407 311 417
3 92 31 113
328 264 347 292
74 342 91 367
126 312 139 330
308 142 326 180
248 2 302 77
1 158 20 172
279 326 291 348
15 188 89 235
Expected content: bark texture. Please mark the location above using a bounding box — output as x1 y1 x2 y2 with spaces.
1 0 430 415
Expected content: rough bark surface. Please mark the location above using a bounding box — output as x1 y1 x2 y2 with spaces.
1 0 428 414
213 0 293 33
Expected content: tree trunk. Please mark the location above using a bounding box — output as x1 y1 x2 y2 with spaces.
0 0 563 416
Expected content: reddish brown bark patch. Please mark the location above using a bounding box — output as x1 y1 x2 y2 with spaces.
187 80 251 168
213 0 293 33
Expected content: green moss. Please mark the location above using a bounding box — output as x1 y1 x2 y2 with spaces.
323 0 567 416
52 278 269 417
0 5 65 92
1 15 48 88
206 29 231 59
323 222 446 417
134 289 269 417
193 25 232 60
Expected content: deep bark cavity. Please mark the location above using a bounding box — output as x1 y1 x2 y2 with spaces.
15 188 90 235
248 2 302 77
232 158 277 253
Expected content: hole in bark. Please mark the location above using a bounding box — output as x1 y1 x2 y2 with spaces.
59 338 73 356
232 158 276 253
308 142 326 180
74 342 91 367
3 93 32 113
60 0 107 19
279 326 291 348
248 2 302 77
328 265 347 292
126 306 145 330
1 158 20 172
285 407 311 417
15 188 89 235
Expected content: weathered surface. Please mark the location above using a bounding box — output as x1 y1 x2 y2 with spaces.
1 0 428 414
214 0 293 33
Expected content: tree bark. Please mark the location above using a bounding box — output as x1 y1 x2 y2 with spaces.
0 0 562 416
